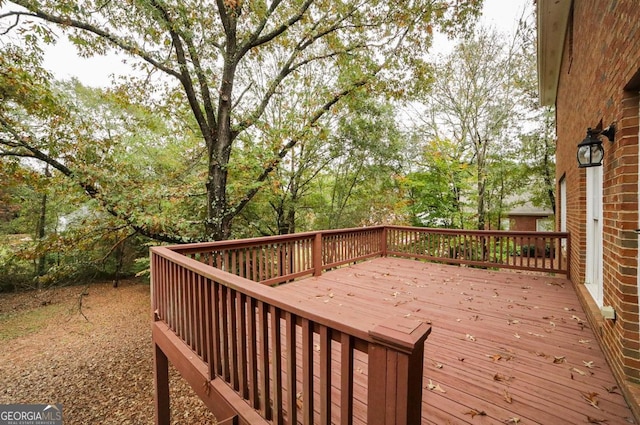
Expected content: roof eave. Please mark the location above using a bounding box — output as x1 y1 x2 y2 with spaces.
537 0 573 106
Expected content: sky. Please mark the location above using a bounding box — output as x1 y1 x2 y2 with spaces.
34 0 531 87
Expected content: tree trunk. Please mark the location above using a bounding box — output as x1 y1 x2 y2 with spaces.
205 38 237 241
36 191 47 281
35 166 51 286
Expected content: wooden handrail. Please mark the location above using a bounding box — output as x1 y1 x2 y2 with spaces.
151 244 430 425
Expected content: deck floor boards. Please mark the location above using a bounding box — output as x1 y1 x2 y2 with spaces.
275 257 636 424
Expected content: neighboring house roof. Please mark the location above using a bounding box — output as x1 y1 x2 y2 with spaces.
504 193 553 217
536 0 573 106
507 203 553 217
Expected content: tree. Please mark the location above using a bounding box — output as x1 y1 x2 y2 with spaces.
1 0 482 241
402 137 470 228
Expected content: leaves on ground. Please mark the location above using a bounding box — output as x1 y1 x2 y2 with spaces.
572 367 587 376
502 389 512 404
488 353 502 362
0 282 215 424
427 379 446 393
464 408 487 418
553 356 566 364
587 416 608 424
581 392 600 409
493 373 514 382
603 385 618 394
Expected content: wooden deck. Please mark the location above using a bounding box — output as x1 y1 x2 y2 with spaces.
151 226 638 424
276 257 635 424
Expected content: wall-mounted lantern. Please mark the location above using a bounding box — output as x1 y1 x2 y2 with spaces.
577 125 615 168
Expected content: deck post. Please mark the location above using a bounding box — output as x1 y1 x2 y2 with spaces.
313 232 323 277
154 343 170 425
367 318 431 425
381 227 388 257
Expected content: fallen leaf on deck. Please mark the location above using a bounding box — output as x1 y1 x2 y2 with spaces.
347 293 355 296
572 315 584 322
553 356 566 364
507 319 519 325
504 417 520 424
457 357 465 362
581 392 600 409
465 334 476 342
427 379 446 393
431 360 443 369
494 373 514 382
564 307 576 311
503 389 512 404
587 416 608 423
579 339 591 344
583 361 594 368
514 333 520 339
572 367 586 376
603 385 618 394
465 409 487 418
488 354 502 362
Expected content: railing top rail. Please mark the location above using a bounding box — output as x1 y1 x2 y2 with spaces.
386 225 569 238
152 244 420 351
167 226 386 254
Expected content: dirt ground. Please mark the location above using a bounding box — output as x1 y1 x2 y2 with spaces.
0 280 216 424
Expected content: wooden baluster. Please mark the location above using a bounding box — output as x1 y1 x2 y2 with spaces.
236 292 248 398
302 319 314 425
247 297 259 408
319 326 331 425
258 301 271 419
270 306 283 424
220 285 230 382
285 312 297 424
211 281 222 377
229 289 239 390
340 333 353 425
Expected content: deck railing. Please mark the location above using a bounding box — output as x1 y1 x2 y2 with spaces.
151 225 569 424
170 226 385 286
152 244 429 425
386 226 570 277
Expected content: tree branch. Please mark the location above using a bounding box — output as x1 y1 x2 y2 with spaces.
148 0 215 143
7 4 181 78
229 78 367 218
238 0 315 57
0 13 20 35
0 118 190 243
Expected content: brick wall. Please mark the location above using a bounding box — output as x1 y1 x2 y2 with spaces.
554 0 640 395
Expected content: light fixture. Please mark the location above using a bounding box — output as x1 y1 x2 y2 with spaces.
576 125 615 168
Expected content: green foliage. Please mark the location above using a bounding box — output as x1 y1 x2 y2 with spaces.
402 137 470 228
2 0 483 241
